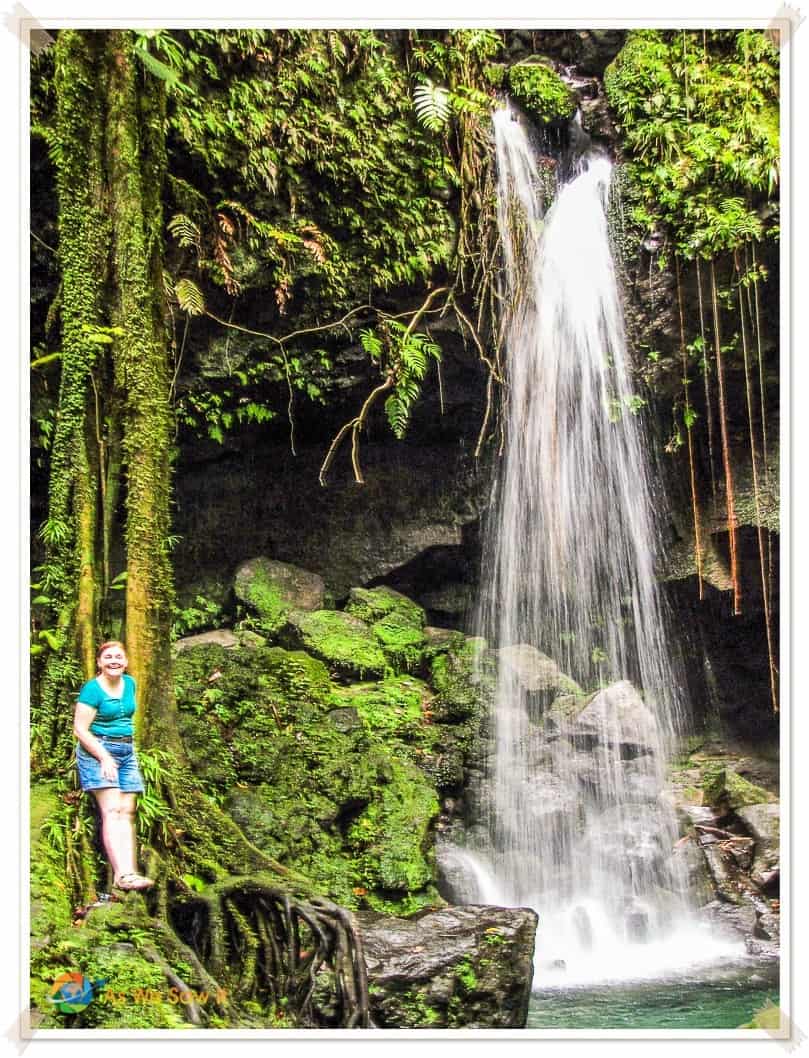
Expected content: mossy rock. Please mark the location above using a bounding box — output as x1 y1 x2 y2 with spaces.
177 712 238 788
702 765 777 812
346 757 439 893
507 60 576 122
335 677 432 742
370 612 426 673
234 557 325 636
282 609 391 682
430 638 493 722
345 586 426 629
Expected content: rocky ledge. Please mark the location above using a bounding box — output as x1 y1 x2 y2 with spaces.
355 905 538 1028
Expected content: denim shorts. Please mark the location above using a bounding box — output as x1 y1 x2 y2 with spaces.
76 738 145 793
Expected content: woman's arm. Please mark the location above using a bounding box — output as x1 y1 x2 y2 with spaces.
73 703 118 781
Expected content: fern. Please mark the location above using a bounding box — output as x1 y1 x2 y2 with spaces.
167 213 202 250
175 278 206 316
413 79 451 132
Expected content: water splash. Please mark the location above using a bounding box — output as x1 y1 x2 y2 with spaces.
447 103 741 982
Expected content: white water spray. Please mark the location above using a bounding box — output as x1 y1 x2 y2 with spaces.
446 104 742 983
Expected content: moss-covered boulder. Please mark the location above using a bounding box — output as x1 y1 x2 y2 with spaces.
430 637 494 722
282 609 390 682
702 765 777 814
335 676 432 742
370 612 426 673
507 60 576 122
345 585 426 627
234 557 325 636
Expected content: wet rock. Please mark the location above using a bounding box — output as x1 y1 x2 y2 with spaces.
735 803 780 874
570 680 660 756
701 843 747 905
420 582 475 618
350 905 538 1028
496 645 582 696
670 835 716 903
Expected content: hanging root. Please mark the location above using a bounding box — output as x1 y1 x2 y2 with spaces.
709 259 742 616
675 256 704 600
736 250 779 712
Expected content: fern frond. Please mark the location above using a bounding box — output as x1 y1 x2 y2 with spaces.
167 213 202 250
175 278 206 316
360 328 384 361
413 79 451 132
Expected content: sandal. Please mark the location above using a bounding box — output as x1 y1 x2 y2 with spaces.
114 872 155 891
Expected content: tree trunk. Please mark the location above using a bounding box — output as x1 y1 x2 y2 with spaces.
105 31 183 756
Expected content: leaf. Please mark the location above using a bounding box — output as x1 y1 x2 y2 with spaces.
413 79 451 132
175 278 206 316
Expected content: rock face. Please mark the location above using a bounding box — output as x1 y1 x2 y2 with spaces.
354 905 538 1028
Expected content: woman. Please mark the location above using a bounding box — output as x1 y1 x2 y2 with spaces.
73 641 155 891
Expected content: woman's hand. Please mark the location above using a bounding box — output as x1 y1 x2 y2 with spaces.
99 754 119 781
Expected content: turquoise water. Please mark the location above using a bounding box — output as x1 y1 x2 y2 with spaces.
527 961 779 1029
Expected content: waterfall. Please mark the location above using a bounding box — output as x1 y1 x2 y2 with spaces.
443 103 739 984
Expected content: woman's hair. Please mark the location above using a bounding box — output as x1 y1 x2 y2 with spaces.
96 640 127 671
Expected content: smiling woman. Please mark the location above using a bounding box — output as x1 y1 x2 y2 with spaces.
73 641 155 892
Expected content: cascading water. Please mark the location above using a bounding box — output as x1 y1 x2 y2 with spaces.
444 103 741 984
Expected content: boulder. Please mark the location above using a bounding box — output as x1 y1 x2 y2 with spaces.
173 628 239 653
353 905 538 1028
282 609 390 682
234 557 325 635
569 680 660 756
496 645 582 698
344 585 425 629
420 582 475 617
735 803 780 875
701 766 777 815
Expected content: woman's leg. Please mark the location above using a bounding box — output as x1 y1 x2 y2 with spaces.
92 788 137 880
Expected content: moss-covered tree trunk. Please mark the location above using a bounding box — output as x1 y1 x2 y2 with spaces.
105 31 181 755
34 31 109 761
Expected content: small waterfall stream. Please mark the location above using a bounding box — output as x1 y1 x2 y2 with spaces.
445 103 740 984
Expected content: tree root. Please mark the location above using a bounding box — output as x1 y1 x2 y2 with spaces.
166 874 373 1027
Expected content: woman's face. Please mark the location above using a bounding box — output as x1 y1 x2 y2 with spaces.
98 644 128 679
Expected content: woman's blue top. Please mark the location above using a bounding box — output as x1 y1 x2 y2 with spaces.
76 674 137 737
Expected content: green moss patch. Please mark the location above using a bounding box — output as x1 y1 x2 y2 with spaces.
344 585 426 629
346 757 439 893
430 637 493 721
283 609 390 682
507 61 576 122
702 764 777 812
370 612 426 672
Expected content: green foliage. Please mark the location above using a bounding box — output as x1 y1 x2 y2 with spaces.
171 593 225 639
604 30 779 258
166 30 456 308
507 62 576 122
